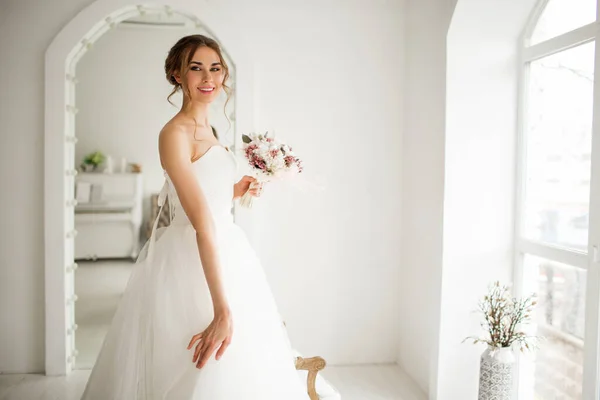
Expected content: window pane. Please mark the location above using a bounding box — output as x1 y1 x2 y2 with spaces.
530 0 596 45
523 42 594 251
523 254 585 400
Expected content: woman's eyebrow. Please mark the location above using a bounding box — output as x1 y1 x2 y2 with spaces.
189 61 222 66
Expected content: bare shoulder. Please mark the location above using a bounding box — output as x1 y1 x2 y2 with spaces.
159 121 192 168
159 119 189 143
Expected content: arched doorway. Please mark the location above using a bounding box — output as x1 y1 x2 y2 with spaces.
44 0 256 375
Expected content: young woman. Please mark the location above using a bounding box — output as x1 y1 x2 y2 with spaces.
81 34 309 399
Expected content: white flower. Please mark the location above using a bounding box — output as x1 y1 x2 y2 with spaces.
274 153 285 167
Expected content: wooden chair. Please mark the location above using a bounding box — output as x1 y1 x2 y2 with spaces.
283 321 328 400
295 355 327 400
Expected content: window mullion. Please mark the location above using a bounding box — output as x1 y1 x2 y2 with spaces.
517 239 589 269
523 23 596 62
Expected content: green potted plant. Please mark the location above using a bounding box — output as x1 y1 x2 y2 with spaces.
81 151 106 172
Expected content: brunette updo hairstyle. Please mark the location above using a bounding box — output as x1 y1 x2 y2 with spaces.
164 35 232 126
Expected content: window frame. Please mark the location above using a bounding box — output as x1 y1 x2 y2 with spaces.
515 0 600 398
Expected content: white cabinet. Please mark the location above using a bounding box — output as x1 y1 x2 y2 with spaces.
74 173 143 260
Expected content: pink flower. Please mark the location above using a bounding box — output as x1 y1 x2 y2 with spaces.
284 155 295 167
241 132 303 179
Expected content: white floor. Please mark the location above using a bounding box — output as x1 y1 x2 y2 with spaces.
0 365 426 400
0 260 426 400
74 260 134 369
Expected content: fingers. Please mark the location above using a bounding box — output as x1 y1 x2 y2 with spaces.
248 182 264 197
197 342 219 369
194 341 208 367
215 337 232 361
192 337 231 365
189 335 232 367
193 341 203 363
187 333 203 350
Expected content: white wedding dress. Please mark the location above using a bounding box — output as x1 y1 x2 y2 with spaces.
81 145 309 399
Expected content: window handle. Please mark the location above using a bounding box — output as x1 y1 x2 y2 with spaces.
594 245 599 263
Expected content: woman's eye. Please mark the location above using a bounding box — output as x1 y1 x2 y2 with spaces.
190 67 220 72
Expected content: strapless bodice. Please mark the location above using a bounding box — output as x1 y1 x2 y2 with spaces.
159 145 238 226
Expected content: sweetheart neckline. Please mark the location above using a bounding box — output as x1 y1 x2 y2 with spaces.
161 145 231 173
191 144 230 165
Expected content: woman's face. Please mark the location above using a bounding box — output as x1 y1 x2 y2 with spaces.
179 46 224 104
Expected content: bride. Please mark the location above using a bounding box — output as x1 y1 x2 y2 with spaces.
81 34 310 399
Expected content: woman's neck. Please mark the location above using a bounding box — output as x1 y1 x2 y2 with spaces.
179 100 210 127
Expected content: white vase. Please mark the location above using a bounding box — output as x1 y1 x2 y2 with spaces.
104 155 113 174
119 157 127 173
478 347 515 400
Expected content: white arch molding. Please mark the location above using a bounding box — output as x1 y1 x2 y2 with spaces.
45 0 257 375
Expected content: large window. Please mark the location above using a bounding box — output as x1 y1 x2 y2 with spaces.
523 42 594 253
518 1 600 399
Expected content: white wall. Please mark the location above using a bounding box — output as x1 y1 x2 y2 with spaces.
435 0 537 399
399 0 456 394
0 0 405 373
248 1 405 365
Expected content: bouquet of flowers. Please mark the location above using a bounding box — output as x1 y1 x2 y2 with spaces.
463 281 541 353
239 131 303 208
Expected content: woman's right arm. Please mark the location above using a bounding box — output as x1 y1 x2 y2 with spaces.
159 126 233 368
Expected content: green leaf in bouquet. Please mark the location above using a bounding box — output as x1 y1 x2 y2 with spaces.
242 134 252 144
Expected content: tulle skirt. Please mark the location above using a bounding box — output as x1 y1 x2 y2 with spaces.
81 219 309 399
